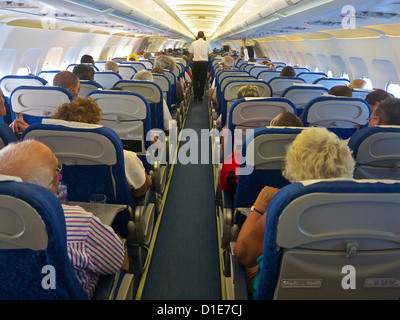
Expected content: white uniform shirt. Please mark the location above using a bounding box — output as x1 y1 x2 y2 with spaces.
189 38 212 62
123 150 146 190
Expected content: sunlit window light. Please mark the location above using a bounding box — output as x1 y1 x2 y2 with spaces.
386 82 400 98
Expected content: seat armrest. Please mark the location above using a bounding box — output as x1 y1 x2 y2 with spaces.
115 273 134 300
230 242 249 300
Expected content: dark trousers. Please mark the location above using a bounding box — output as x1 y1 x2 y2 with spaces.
192 61 209 98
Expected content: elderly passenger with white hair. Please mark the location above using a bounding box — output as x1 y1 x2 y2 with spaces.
209 55 235 105
154 55 184 105
133 70 173 131
234 127 356 297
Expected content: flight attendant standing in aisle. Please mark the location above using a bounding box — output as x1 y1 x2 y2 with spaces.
189 31 212 102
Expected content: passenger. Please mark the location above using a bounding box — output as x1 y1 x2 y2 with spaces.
279 66 296 77
72 64 95 81
189 31 213 101
80 54 95 65
328 85 353 97
234 127 355 297
368 97 400 127
0 88 6 119
348 78 367 90
151 66 165 74
219 111 304 197
52 97 152 197
365 89 391 113
127 53 138 62
209 55 235 105
143 52 152 59
0 139 125 299
133 70 173 132
154 54 184 105
9 71 81 134
104 61 120 74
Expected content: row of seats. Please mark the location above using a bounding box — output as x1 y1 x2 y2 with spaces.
0 56 192 299
210 57 400 300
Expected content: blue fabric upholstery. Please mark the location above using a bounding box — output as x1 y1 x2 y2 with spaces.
0 121 17 147
21 124 134 237
254 179 400 300
0 181 88 300
233 127 303 227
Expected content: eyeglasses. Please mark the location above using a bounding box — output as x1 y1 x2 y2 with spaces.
367 116 378 121
47 161 62 188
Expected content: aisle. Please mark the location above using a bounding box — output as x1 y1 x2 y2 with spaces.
138 97 221 300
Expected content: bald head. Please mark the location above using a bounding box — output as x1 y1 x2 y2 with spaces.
0 140 59 193
104 61 119 73
53 71 80 97
348 79 367 90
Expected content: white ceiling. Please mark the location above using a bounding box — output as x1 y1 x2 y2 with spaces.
0 0 400 43
162 0 240 37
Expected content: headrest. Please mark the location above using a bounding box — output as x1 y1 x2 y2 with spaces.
41 119 103 129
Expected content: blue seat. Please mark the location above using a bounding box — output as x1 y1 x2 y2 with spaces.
114 80 164 130
268 77 306 97
0 121 17 149
37 70 62 85
257 70 281 83
94 72 123 89
281 84 329 115
20 121 156 273
348 126 400 180
301 96 370 139
226 97 296 154
220 79 272 128
0 177 133 300
254 179 400 300
10 86 74 125
86 90 153 171
297 72 327 84
313 77 350 89
78 80 103 98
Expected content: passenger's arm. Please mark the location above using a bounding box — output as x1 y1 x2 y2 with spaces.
9 118 29 133
131 173 152 198
234 186 279 267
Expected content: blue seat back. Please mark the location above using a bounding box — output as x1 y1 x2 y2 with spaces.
87 90 152 171
268 77 306 97
301 96 370 139
255 179 400 300
0 122 18 149
0 179 88 299
78 80 103 98
234 127 304 217
10 86 74 125
312 77 350 89
220 80 272 128
296 72 327 84
227 97 297 154
114 80 164 130
348 126 400 180
21 122 134 210
93 72 123 89
281 84 329 114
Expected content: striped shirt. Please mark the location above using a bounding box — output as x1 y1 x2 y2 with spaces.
62 204 125 298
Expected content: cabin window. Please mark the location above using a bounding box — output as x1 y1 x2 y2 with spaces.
16 66 31 76
386 82 400 98
362 77 373 90
326 70 333 78
314 66 319 72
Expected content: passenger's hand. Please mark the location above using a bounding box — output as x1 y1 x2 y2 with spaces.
9 118 29 133
253 186 280 214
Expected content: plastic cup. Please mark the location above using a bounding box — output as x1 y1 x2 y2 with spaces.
89 194 107 215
